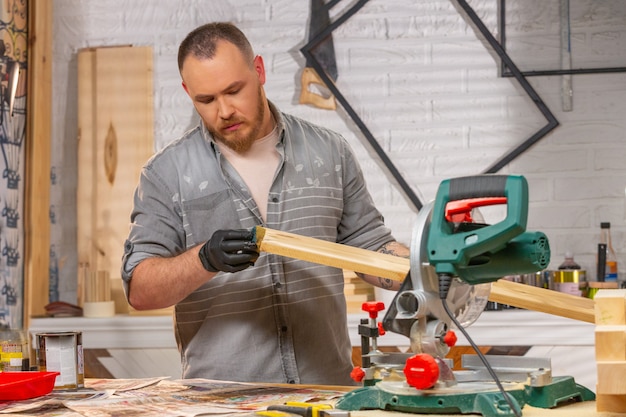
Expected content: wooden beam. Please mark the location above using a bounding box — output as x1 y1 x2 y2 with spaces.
24 0 53 325
254 226 411 282
489 279 595 324
254 226 596 323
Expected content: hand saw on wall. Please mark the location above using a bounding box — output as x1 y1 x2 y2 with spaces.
300 0 338 110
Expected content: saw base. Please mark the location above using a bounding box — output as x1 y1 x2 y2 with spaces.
335 376 595 417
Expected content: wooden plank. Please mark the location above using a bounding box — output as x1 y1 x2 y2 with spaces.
254 226 597 323
489 279 596 324
77 49 95 307
254 226 411 281
24 0 52 323
77 46 154 314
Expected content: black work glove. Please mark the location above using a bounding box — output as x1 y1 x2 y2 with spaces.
198 229 259 273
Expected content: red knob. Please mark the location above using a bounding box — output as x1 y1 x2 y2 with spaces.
362 301 385 318
443 330 457 347
350 366 365 382
404 354 439 390
377 322 386 336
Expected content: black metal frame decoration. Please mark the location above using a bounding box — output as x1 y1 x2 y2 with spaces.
301 0 424 210
454 0 559 174
300 0 567 211
498 0 626 77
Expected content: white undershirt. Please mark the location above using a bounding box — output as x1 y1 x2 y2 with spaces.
218 125 280 221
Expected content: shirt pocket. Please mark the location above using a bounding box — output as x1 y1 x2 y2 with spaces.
182 189 242 247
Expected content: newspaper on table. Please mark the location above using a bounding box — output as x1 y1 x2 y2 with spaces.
0 378 348 417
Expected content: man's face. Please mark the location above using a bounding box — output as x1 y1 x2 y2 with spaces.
181 41 268 153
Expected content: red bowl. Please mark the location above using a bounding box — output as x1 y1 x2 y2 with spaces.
0 371 60 401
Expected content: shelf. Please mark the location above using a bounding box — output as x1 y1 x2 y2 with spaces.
28 309 595 350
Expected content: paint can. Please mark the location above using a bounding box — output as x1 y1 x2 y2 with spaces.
36 332 84 389
552 269 587 297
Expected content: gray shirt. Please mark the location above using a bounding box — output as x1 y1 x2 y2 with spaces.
122 103 394 385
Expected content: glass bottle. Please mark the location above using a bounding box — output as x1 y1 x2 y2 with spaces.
0 328 29 371
558 251 581 270
600 222 618 282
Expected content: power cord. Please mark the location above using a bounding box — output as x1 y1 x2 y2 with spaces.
439 273 523 417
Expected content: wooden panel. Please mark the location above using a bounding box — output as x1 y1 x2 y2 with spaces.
25 0 52 323
77 46 154 314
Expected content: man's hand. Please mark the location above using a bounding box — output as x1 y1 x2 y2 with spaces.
199 229 259 273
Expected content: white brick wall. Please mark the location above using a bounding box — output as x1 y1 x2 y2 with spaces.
51 0 626 301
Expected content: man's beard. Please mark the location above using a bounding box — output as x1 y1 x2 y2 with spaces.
208 87 266 154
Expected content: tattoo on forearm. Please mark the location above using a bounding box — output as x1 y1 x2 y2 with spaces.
378 277 394 289
378 241 410 258
378 242 395 255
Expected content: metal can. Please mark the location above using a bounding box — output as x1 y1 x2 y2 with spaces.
552 270 587 297
36 332 84 389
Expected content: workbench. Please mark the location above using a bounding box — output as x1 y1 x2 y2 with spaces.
0 377 613 417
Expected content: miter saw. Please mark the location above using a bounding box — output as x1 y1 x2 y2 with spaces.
335 174 594 417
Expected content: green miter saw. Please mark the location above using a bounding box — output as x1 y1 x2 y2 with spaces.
335 174 594 417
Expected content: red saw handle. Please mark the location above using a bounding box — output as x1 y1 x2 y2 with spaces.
445 197 507 223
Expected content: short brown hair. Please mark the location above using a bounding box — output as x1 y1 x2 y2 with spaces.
178 22 255 72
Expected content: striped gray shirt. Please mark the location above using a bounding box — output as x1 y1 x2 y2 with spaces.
122 103 394 385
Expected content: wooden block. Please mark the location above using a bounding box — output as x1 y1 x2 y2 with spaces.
346 300 369 313
345 293 374 303
344 282 374 295
596 392 626 413
597 361 626 394
343 270 359 281
594 289 626 325
595 325 626 361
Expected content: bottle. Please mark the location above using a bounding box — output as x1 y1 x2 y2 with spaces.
558 251 581 270
600 222 618 282
0 327 29 371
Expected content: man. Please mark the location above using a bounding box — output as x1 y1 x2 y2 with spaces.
121 22 408 385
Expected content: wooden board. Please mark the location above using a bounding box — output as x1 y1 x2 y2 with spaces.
254 226 597 323
77 46 154 313
25 0 53 323
254 226 411 281
489 279 595 324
